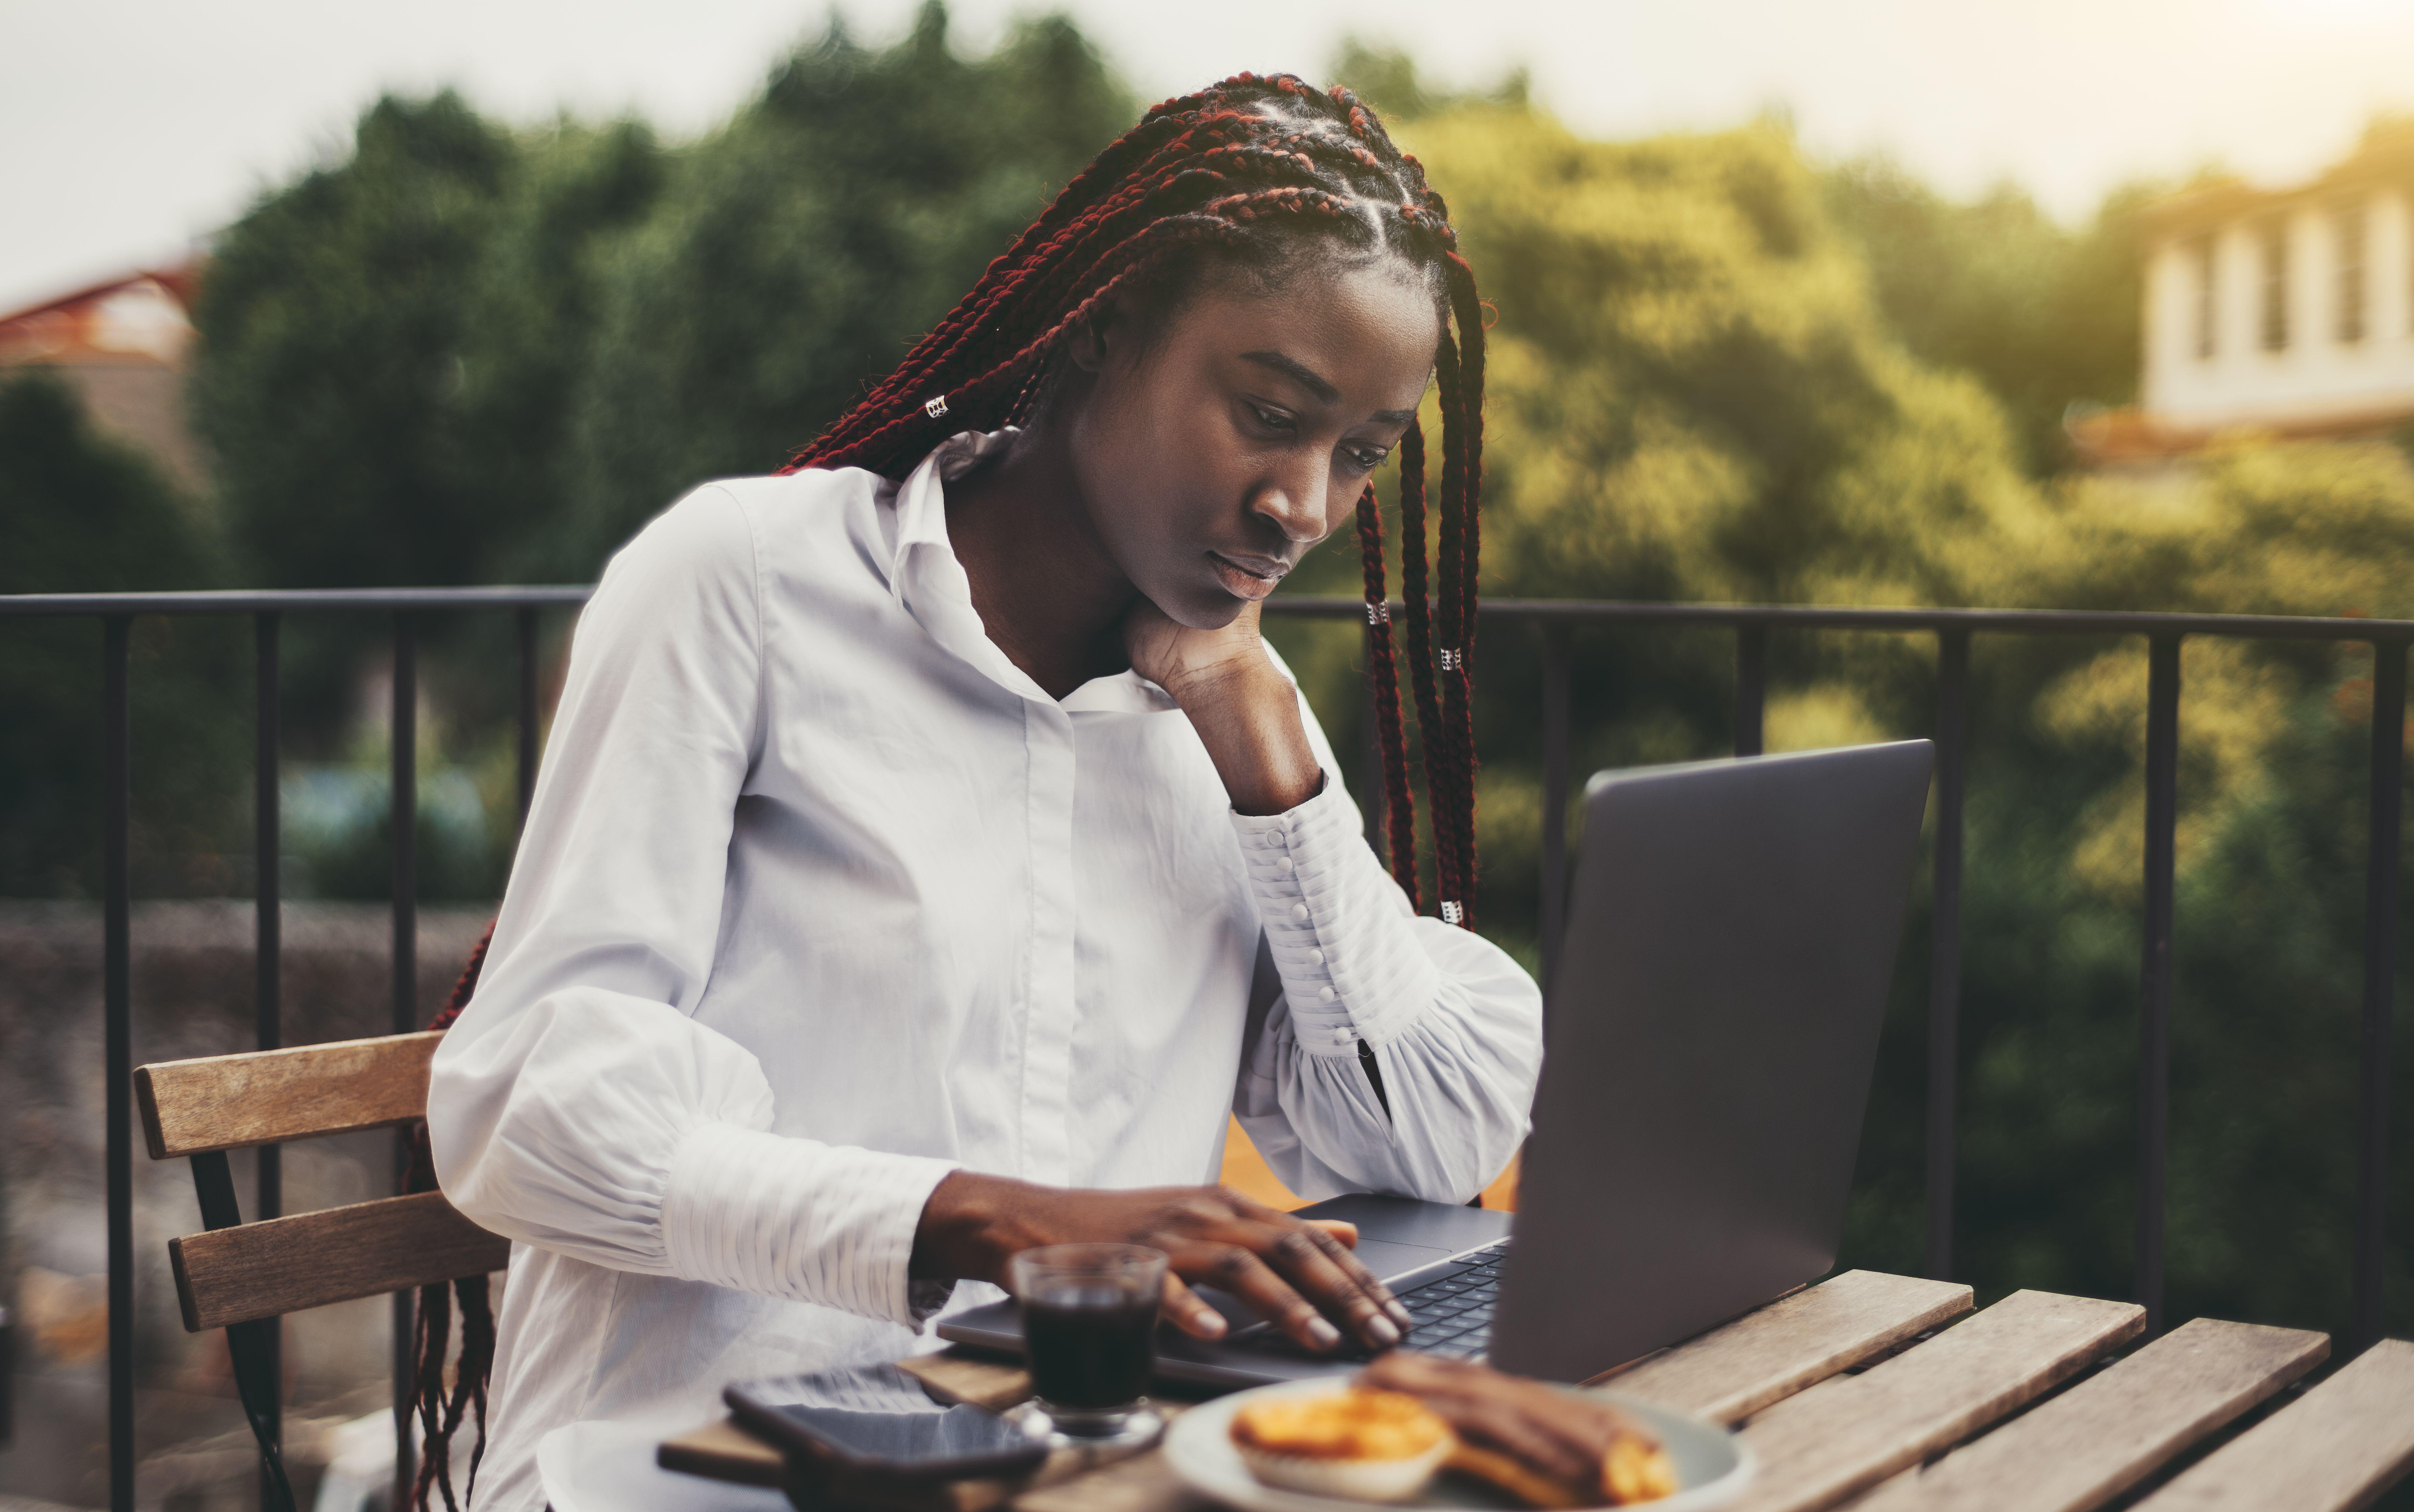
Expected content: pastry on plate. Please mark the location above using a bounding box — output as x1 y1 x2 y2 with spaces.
1356 1353 1678 1507
1228 1386 1457 1502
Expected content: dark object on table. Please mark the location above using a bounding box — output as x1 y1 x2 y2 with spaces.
1023 1289 1159 1409
1007 1242 1167 1448
727 1363 1049 1512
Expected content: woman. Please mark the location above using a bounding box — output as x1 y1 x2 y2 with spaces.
426 73 1543 1512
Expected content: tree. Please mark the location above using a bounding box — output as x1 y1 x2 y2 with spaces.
1823 159 2152 475
0 374 241 894
191 91 517 591
559 6 1134 570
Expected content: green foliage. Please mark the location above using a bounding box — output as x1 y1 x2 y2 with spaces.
192 91 518 590
1326 38 1529 123
0 373 243 894
562 8 1133 569
1823 160 2150 474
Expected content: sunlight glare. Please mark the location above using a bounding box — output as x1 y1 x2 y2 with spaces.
2237 0 2414 29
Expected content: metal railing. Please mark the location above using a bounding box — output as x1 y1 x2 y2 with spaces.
0 586 2404 1512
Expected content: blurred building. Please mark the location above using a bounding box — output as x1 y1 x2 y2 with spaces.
0 263 206 489
2077 124 2414 465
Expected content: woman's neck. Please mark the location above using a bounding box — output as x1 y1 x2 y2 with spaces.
944 427 1139 700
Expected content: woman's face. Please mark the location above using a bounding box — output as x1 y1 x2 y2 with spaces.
1064 258 1443 629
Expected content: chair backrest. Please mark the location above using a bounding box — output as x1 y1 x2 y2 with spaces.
135 1030 510 1333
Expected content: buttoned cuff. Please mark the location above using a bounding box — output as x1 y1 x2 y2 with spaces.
661 1122 959 1326
1232 773 1446 1058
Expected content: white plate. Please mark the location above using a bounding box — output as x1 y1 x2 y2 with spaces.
1162 1378 1755 1512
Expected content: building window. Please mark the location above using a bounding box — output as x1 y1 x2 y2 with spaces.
2191 234 2218 359
2336 200 2367 344
2259 217 2290 352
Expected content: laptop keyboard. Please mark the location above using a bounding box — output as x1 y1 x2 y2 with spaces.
1231 1239 1510 1362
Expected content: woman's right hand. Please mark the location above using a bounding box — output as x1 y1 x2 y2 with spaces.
910 1171 1412 1353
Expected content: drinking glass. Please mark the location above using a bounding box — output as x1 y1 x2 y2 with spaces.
1006 1243 1168 1449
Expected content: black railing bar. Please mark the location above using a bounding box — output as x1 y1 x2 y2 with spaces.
1260 596 2414 642
103 617 134 1512
1733 626 1767 758
1539 625 1572 993
2137 634 2182 1337
253 612 283 1499
389 615 418 1507
517 608 541 831
0 587 593 616
2353 641 2405 1357
1925 630 1970 1283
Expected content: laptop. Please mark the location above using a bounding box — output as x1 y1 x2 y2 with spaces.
938 739 1935 1386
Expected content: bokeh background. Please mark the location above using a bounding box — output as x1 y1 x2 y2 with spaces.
8 1 2414 1507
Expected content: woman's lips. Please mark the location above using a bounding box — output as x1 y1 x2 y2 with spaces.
1209 551 1285 602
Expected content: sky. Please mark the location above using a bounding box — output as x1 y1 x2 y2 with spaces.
7 0 2414 312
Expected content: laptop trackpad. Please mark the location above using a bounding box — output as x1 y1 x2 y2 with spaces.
1349 1237 1457 1281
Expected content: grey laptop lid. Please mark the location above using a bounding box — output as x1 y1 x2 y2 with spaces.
1487 740 1933 1381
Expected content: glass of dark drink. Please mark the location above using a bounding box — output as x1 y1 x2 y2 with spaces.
1006 1243 1168 1449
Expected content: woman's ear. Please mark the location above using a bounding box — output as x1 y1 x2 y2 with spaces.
1065 307 1115 374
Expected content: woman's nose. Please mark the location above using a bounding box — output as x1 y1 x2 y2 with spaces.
1252 467 1331 544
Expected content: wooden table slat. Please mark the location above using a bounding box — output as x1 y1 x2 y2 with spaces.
902 1352 1032 1412
1611 1270 1973 1425
2130 1337 2414 1512
1842 1317 2328 1512
1731 1290 2146 1512
656 1419 782 1487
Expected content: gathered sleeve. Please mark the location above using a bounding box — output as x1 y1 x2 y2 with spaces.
1228 673 1545 1206
426 485 957 1327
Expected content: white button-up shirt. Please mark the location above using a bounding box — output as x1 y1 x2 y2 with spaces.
427 429 1544 1512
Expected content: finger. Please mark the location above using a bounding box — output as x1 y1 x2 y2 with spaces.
1301 1220 1413 1329
1181 1243 1344 1352
1161 1273 1228 1339
1252 1222 1401 1349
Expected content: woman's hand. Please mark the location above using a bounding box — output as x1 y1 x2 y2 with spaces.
911 1171 1411 1352
1122 600 1322 816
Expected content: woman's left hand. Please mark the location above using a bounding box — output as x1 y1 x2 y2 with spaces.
1121 597 1270 702
1121 599 1322 816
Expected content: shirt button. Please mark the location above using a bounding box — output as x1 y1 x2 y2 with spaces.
1290 903 1310 922
1310 948 1326 965
1318 986 1336 1003
1262 832 1280 849
1333 1028 1352 1045
1276 856 1294 874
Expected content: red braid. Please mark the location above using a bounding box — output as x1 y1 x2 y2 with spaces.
1354 482 1418 903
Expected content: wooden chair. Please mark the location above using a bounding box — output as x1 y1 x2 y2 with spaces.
135 1030 511 1511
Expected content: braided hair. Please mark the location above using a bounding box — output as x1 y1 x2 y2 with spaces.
406 73 1485 1511
787 71 1487 919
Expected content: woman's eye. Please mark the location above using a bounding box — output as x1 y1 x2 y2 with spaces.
1341 445 1389 473
1249 403 1297 433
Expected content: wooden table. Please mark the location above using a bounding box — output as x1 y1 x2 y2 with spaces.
661 1271 2414 1512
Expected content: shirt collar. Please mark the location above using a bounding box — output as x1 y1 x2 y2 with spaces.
882 428 1179 715
889 425 1017 608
